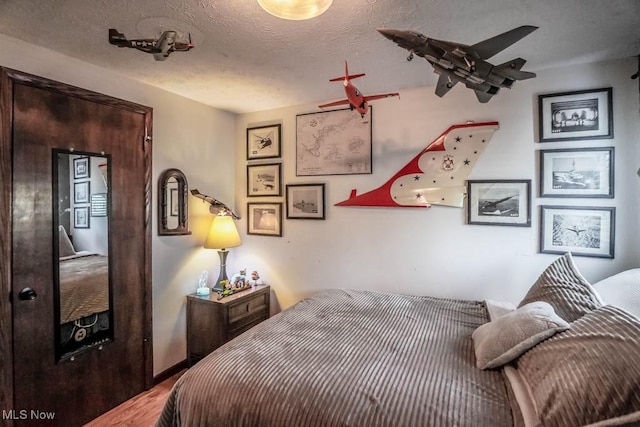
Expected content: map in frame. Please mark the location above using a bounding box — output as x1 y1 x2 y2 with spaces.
296 108 372 176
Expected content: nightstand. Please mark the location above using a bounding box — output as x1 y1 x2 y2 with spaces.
186 285 270 366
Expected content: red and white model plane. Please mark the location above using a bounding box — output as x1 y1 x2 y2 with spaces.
319 62 399 117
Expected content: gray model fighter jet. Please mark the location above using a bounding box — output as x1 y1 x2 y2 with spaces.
377 26 538 103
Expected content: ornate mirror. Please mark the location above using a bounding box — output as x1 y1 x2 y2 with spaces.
54 150 112 361
158 168 191 235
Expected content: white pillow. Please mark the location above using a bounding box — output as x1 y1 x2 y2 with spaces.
593 269 640 318
58 225 76 257
472 301 570 370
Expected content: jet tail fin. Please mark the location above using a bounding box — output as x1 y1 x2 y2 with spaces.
495 58 536 81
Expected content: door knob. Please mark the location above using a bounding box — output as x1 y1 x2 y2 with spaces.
18 287 37 300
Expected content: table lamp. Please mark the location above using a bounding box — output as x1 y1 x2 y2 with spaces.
204 212 242 291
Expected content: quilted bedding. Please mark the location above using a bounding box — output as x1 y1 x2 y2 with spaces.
157 289 520 427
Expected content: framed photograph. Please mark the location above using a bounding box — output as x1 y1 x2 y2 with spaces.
247 124 281 160
467 180 531 227
74 181 90 204
286 183 325 219
247 203 282 237
296 108 372 176
538 87 613 142
73 157 90 179
540 147 614 198
247 163 282 197
90 193 108 217
540 206 615 258
74 206 90 229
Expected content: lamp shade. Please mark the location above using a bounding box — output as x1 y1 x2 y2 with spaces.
257 0 332 20
204 215 241 250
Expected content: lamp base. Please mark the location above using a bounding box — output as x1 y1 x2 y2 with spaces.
212 249 229 292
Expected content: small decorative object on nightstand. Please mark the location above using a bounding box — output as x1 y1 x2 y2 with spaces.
186 285 271 366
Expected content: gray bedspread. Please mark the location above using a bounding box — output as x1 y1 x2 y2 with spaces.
157 289 518 427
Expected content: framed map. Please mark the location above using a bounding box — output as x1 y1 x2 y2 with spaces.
296 108 372 176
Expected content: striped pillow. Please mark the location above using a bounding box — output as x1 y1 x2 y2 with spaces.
517 305 640 427
518 253 603 322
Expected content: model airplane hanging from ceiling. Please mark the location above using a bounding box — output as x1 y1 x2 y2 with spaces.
319 61 400 117
108 28 194 61
377 26 538 103
335 121 499 209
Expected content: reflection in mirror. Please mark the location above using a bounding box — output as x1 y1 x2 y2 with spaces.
158 168 191 235
54 150 112 361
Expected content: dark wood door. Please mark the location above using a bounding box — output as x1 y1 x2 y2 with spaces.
1 69 152 427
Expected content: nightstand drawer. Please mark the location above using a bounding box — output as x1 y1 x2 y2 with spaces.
187 285 271 366
228 292 269 331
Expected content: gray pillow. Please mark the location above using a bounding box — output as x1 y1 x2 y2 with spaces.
472 301 570 370
518 252 603 322
517 305 640 427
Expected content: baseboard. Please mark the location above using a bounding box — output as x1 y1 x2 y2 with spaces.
153 359 188 386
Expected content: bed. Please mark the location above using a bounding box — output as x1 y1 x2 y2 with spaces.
157 254 640 427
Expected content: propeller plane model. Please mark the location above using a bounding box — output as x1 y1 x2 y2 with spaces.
319 62 399 117
108 28 194 61
377 26 538 103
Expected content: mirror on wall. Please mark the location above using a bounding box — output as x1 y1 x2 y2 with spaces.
54 150 112 361
158 168 191 236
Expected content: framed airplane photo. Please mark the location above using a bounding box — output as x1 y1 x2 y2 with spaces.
467 180 531 227
540 205 615 258
247 124 281 160
538 87 613 142
539 147 614 198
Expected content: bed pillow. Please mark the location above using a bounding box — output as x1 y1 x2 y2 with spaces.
472 301 570 370
516 305 640 427
593 269 640 318
58 225 76 257
518 252 603 322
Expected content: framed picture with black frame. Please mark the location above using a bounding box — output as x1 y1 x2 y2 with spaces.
538 87 613 142
247 163 282 197
540 205 615 258
247 123 282 160
539 147 614 198
74 206 90 229
466 179 531 227
73 156 90 179
74 181 90 204
286 183 325 219
247 202 282 237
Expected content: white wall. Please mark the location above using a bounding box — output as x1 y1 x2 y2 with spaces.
233 57 640 312
0 34 237 375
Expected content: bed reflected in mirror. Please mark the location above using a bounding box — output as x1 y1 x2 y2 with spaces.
54 150 112 361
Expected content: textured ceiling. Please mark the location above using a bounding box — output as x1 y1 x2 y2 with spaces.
0 0 638 114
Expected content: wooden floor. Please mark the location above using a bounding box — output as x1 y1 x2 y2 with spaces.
84 370 184 426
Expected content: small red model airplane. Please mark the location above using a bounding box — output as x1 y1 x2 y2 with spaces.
319 62 400 117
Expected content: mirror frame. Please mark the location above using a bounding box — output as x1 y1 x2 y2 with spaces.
53 149 114 362
158 168 191 236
